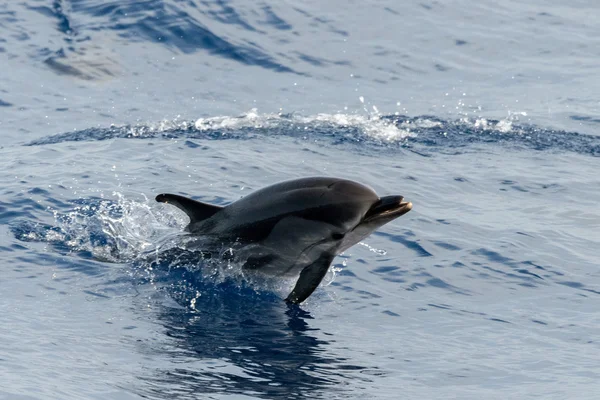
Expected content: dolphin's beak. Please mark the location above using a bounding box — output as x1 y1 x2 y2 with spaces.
362 195 413 223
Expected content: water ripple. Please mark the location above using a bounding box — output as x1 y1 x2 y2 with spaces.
25 113 600 158
70 0 296 72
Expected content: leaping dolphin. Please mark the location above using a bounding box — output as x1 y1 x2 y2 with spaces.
156 177 412 304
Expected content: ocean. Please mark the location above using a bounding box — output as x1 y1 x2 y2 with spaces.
1 1 599 399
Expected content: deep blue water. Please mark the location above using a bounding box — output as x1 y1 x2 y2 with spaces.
1 1 600 399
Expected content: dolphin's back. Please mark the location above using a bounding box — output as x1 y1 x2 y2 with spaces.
192 177 379 240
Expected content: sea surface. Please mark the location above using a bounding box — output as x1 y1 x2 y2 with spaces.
1 1 600 399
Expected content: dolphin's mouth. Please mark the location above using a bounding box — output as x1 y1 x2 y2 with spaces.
362 195 413 223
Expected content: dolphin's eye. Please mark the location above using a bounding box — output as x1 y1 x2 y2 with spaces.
331 232 345 240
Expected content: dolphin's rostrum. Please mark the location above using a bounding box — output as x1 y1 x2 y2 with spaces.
156 177 412 304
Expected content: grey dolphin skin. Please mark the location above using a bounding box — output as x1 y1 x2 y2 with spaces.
156 177 412 304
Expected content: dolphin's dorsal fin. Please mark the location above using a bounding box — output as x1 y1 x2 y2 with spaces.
285 253 335 304
155 193 222 224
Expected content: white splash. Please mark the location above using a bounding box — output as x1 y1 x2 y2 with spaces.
193 109 413 142
469 110 529 134
51 192 187 263
359 242 387 255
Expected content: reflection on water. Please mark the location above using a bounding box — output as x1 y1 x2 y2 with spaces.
137 262 370 399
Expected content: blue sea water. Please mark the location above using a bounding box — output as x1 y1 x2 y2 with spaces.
1 1 600 399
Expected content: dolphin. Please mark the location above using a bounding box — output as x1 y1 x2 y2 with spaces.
156 177 412 304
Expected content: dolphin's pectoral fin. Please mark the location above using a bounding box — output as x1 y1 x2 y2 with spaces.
285 254 335 304
156 193 222 224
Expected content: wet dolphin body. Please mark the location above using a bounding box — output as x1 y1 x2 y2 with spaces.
156 177 412 304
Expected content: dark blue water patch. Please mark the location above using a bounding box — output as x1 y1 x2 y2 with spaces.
470 248 571 284
81 289 111 299
380 276 406 284
518 282 536 288
27 187 51 196
203 0 260 33
291 6 348 37
570 115 600 124
480 265 543 285
375 231 433 257
407 282 426 292
499 180 528 193
427 303 452 310
354 290 381 299
52 0 75 35
515 269 543 280
0 99 12 107
184 140 201 148
474 248 521 267
25 0 108 79
333 263 355 276
329 282 356 297
68 0 296 73
425 277 469 294
434 63 450 72
558 281 600 295
9 236 110 279
371 265 401 274
432 241 461 251
521 260 564 277
369 264 405 283
489 318 511 324
0 198 48 223
262 5 292 30
459 308 487 317
44 54 97 80
516 231 534 238
296 52 327 67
